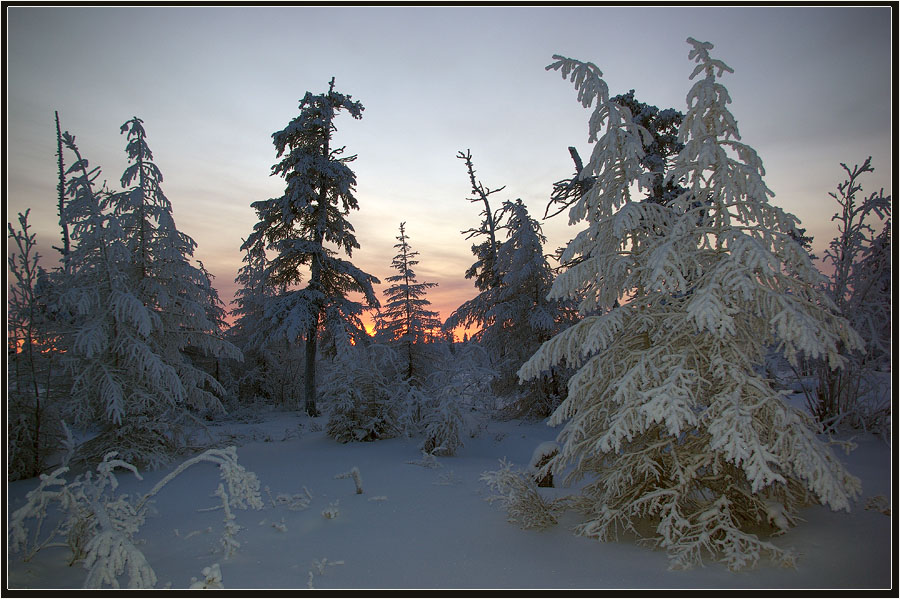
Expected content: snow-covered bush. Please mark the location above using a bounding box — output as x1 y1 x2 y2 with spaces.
323 343 400 443
481 459 567 529
189 564 224 589
421 389 468 457
7 210 65 480
392 378 431 438
519 40 862 570
8 447 262 589
795 157 891 433
415 343 497 456
7 390 63 483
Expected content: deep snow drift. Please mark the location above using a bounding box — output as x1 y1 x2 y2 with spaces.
6 411 892 590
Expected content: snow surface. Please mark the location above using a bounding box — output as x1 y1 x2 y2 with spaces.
6 411 892 590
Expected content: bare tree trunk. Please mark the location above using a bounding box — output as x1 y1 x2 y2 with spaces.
303 320 319 417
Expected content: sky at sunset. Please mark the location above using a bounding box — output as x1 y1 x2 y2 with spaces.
6 5 893 336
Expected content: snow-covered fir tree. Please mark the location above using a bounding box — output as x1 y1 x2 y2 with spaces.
228 235 287 406
242 78 379 416
445 155 571 411
375 222 442 381
520 40 863 570
488 199 572 418
231 237 271 347
58 121 240 466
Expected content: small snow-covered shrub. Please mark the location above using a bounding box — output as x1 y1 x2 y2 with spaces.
421 390 468 457
392 379 430 438
321 501 340 519
415 343 497 456
7 390 64 482
72 419 182 471
323 344 400 443
481 459 566 529
8 447 262 588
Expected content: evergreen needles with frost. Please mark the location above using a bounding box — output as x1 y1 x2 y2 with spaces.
489 199 572 418
519 39 863 570
57 121 240 467
242 78 379 416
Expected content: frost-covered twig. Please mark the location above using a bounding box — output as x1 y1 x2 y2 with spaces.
215 484 241 559
335 467 364 494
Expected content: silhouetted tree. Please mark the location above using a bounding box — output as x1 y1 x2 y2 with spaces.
799 157 891 429
445 150 508 336
376 222 441 381
243 78 379 416
7 211 62 479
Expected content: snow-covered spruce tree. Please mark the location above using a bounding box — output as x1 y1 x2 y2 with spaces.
489 199 570 419
59 121 240 467
799 157 891 431
375 222 442 382
243 78 379 417
228 236 289 408
519 41 863 570
445 156 569 413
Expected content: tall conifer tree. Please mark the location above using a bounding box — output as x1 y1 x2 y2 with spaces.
243 79 379 416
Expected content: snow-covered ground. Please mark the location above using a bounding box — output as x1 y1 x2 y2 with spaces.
6 410 892 590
